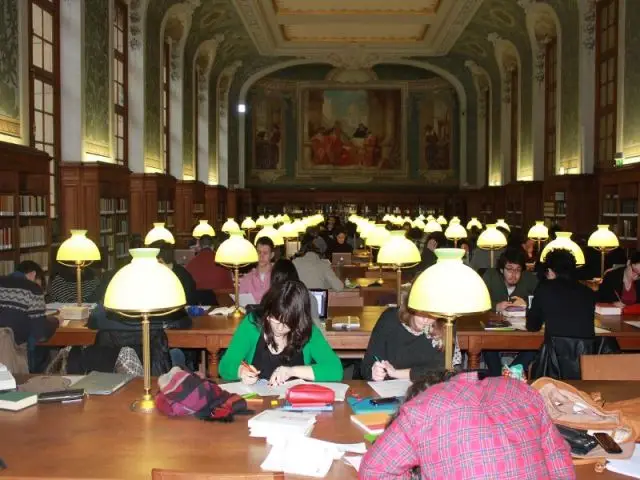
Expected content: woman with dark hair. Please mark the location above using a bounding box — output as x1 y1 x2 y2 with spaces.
360 288 461 381
599 251 640 305
527 248 596 337
218 280 343 385
326 228 353 257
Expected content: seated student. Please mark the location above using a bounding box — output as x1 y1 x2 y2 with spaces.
361 289 461 381
293 235 343 291
153 241 197 306
219 280 343 385
0 261 58 345
528 248 596 338
238 236 274 303
326 228 353 258
417 231 447 272
599 251 640 305
270 258 320 323
359 370 575 479
470 225 510 271
47 259 101 304
185 234 233 291
483 247 538 312
482 247 538 375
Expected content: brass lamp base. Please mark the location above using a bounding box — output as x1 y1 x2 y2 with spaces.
131 394 156 414
229 307 244 320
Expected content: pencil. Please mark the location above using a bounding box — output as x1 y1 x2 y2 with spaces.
241 360 258 374
615 290 622 303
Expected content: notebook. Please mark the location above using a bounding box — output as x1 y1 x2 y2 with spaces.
596 303 623 315
0 363 16 391
0 391 37 411
71 371 133 395
347 396 400 415
350 412 391 435
248 410 317 438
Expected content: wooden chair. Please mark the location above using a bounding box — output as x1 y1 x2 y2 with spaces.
151 469 284 480
328 291 364 307
580 354 640 380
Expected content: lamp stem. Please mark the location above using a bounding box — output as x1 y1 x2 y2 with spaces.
76 262 82 306
536 239 541 256
490 249 495 269
368 246 374 269
454 239 458 248
131 312 155 413
444 315 455 371
231 265 243 319
396 266 402 306
600 249 605 279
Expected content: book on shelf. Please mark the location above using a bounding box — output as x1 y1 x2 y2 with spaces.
0 195 14 216
116 198 127 213
19 225 46 248
0 260 15 276
100 198 116 214
0 227 12 250
19 195 46 216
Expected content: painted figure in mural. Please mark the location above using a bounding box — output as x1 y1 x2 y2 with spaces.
255 131 271 169
255 123 281 169
424 125 439 169
352 123 370 138
268 123 280 169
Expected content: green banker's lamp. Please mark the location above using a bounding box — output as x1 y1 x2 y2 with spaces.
540 232 585 266
144 223 175 245
216 233 258 319
377 231 421 305
588 225 619 278
192 220 215 238
57 230 101 305
104 248 186 413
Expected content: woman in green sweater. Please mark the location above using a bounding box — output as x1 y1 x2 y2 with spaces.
219 280 343 385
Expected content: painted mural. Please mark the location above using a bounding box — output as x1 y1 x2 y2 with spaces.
417 87 455 172
252 93 284 171
0 0 20 138
300 88 404 175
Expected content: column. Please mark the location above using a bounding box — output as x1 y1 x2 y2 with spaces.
578 0 596 173
217 60 242 187
500 72 512 185
127 2 146 173
196 69 210 183
60 0 83 162
531 41 547 180
169 42 184 180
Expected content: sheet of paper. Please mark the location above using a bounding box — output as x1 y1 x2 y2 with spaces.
63 375 85 386
625 321 640 329
595 326 611 334
344 455 363 472
368 379 412 398
312 382 350 401
606 447 640 478
219 382 253 396
229 293 256 307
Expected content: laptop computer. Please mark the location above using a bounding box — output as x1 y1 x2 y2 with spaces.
331 252 352 266
309 289 329 320
174 249 196 265
72 372 133 395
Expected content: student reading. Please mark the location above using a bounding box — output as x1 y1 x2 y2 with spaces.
219 280 343 385
361 288 461 381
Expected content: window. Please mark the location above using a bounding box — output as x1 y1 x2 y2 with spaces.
113 0 128 166
595 0 618 168
194 67 200 181
510 68 519 182
162 40 171 174
544 38 558 176
29 0 59 218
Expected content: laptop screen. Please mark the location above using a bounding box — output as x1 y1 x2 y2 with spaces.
309 289 328 319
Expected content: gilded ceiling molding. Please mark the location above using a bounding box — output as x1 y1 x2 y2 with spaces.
305 44 400 70
436 0 485 54
234 0 276 55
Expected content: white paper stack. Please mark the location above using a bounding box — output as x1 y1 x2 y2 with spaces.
0 364 16 391
368 379 412 398
607 447 640 478
248 410 317 439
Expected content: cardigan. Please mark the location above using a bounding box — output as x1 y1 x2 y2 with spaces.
218 312 343 382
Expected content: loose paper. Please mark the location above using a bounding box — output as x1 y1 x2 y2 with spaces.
606 447 640 478
625 321 640 329
367 379 412 398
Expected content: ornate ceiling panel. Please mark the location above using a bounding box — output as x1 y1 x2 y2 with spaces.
234 0 483 57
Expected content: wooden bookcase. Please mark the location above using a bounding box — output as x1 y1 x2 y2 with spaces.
175 180 205 247
204 185 227 231
59 162 131 271
0 142 51 276
599 167 640 251
504 182 543 234
542 174 597 237
130 173 176 239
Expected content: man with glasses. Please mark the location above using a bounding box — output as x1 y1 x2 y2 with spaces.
482 248 538 375
599 251 640 305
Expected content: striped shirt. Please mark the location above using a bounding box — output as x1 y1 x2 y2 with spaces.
48 275 100 303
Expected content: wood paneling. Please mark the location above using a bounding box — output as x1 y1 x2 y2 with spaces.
129 173 176 238
175 180 205 247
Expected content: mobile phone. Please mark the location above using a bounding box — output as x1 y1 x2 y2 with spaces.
370 396 400 405
593 432 623 454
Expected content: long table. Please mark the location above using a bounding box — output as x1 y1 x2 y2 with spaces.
43 307 640 377
0 378 637 479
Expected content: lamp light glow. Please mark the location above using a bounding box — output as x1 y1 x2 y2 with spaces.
192 220 215 238
540 231 585 265
144 223 175 245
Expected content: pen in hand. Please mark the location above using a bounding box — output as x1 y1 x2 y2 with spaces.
241 360 259 374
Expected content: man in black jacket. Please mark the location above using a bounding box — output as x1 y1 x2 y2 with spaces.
527 249 596 338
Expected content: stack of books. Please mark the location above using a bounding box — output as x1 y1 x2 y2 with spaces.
248 410 317 438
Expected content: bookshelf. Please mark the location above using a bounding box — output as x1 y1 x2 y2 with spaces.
599 167 640 250
204 185 227 231
130 173 176 239
0 142 51 277
175 180 205 247
542 174 597 237
504 182 542 234
59 163 131 271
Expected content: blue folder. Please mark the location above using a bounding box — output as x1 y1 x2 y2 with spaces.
347 396 401 415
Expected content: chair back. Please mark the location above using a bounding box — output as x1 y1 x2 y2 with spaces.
95 329 171 376
530 336 620 380
580 353 640 380
328 291 363 307
151 470 284 480
0 327 28 374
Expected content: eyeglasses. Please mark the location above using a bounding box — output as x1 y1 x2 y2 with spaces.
503 266 523 274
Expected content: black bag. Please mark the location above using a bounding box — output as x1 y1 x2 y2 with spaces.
530 336 620 380
555 425 598 456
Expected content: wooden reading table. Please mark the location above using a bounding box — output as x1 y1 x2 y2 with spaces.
0 379 637 479
44 307 640 377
